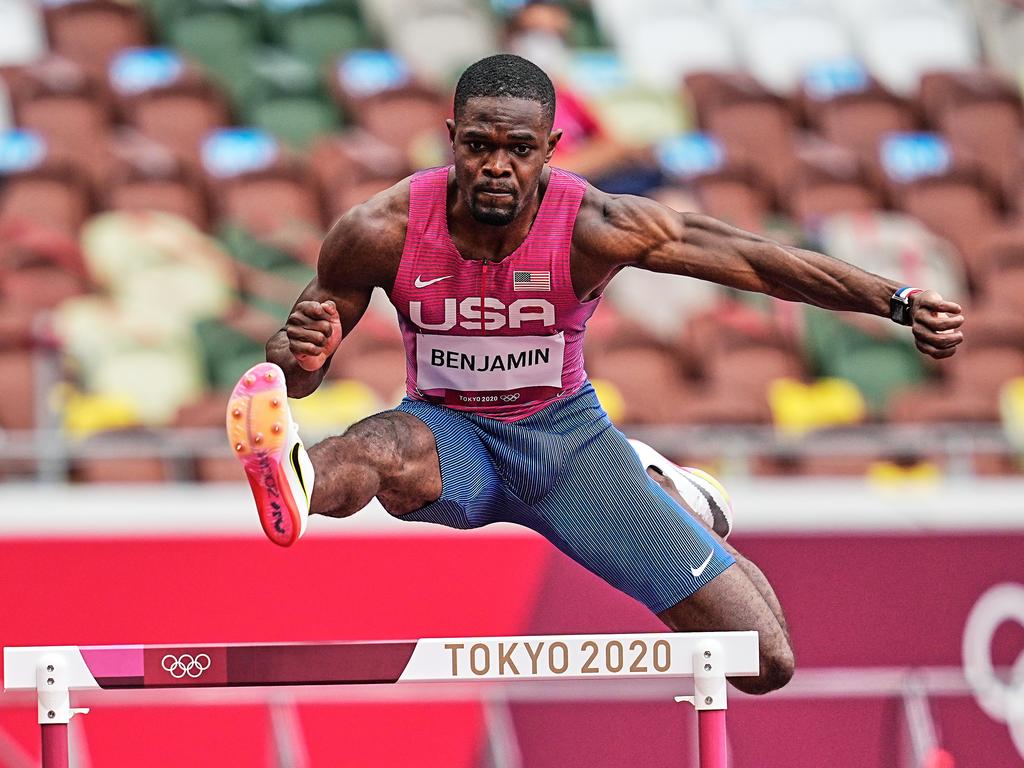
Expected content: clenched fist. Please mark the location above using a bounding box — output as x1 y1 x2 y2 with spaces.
287 300 343 371
910 290 965 360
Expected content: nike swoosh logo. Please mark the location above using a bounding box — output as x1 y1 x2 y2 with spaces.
690 550 715 578
289 443 309 505
414 275 453 288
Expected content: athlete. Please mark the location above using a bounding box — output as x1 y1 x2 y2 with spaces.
226 55 965 695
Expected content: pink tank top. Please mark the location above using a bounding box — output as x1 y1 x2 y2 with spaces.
389 165 599 421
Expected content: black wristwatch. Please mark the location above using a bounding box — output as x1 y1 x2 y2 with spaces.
889 286 923 326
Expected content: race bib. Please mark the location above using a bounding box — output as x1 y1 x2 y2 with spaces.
416 333 565 392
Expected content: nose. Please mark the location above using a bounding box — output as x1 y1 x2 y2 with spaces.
482 149 512 178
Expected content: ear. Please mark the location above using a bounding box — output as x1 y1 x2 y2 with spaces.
446 118 457 145
544 128 563 163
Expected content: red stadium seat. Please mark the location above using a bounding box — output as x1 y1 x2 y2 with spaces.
122 80 230 164
0 164 92 236
10 58 115 187
308 132 409 223
0 348 36 430
331 53 447 158
705 345 805 396
801 78 917 186
587 343 694 424
73 455 169 483
215 166 324 236
44 0 149 80
888 344 1024 423
331 341 407 404
890 165 1004 281
919 70 1024 196
327 176 403 221
972 226 1024 301
104 164 210 230
685 71 797 201
691 166 772 234
358 90 447 157
960 303 1024 351
2 262 85 310
785 144 884 225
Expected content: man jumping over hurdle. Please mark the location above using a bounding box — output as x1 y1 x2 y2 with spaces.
227 55 965 695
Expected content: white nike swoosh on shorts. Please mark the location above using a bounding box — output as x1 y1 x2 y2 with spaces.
414 275 453 288
690 550 715 578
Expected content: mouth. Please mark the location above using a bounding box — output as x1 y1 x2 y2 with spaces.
476 188 515 198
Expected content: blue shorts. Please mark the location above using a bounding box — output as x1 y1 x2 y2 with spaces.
394 383 734 613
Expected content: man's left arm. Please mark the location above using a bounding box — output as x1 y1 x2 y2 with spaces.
591 195 965 360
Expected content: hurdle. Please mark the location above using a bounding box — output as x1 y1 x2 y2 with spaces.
4 631 758 768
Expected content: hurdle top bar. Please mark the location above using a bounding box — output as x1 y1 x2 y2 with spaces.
5 632 758 691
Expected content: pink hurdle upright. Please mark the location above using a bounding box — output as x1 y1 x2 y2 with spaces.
4 631 759 768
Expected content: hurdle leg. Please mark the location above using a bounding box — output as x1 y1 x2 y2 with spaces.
34 654 87 768
676 638 731 768
41 724 69 768
697 710 727 768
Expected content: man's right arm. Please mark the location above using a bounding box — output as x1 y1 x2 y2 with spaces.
266 194 403 398
265 275 371 398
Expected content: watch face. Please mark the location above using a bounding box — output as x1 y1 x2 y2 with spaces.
891 297 912 326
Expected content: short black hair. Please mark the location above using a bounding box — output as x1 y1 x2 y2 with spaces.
453 54 556 126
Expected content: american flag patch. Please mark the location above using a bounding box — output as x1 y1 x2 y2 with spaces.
513 271 551 291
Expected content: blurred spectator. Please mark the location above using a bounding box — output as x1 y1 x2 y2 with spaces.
503 0 661 195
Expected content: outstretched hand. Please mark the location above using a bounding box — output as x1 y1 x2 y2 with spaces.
287 300 343 371
910 290 964 360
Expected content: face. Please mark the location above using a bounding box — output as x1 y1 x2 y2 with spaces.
447 96 561 226
512 3 571 40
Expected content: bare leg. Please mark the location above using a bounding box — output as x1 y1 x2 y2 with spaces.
307 411 443 519
649 469 795 695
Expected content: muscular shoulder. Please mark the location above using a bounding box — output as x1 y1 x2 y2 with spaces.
572 184 684 268
317 177 411 291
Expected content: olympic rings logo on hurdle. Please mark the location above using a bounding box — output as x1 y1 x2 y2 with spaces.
962 583 1024 759
161 653 212 679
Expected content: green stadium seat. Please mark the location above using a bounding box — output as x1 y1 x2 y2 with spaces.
803 307 926 413
169 11 260 105
240 49 345 149
280 11 368 67
194 315 268 391
250 96 341 149
218 222 303 272
137 0 184 38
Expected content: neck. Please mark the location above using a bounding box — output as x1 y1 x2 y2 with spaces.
446 169 549 262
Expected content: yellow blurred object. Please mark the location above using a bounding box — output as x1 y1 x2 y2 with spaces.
289 379 384 432
61 388 141 438
769 377 867 435
590 378 625 422
1000 377 1024 450
54 299 207 425
80 211 237 325
867 460 942 487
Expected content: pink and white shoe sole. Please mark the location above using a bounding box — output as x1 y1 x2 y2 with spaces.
226 362 305 547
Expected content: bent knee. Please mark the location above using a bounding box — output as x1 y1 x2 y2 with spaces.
734 644 795 695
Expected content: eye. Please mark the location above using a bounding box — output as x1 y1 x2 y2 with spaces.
512 145 533 156
467 141 487 152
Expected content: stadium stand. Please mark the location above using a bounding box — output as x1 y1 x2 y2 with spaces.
0 0 1020 481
